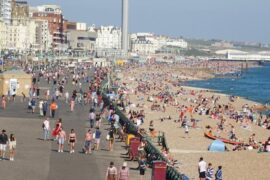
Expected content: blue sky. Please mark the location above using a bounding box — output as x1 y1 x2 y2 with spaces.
28 0 270 43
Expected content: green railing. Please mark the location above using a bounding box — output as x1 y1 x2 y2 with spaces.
101 78 186 180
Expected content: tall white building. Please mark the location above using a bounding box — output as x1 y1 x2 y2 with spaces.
93 26 121 49
131 33 160 54
6 20 37 51
131 33 188 54
165 39 188 48
0 18 7 50
35 19 52 51
0 0 12 24
132 40 156 54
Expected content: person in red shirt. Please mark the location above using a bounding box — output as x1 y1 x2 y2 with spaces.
52 118 62 139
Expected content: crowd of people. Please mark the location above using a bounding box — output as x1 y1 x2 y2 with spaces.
1 59 270 179
107 62 270 179
198 157 222 180
0 61 151 179
116 63 270 149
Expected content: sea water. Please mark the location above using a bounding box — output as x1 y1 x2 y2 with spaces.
187 62 270 106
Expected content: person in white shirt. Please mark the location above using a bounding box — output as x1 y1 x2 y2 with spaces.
39 100 44 116
8 134 16 161
55 90 60 99
198 157 207 180
43 118 50 141
89 110 96 128
65 91 69 103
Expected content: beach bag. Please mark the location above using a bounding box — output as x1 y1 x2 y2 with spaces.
42 123 45 129
93 132 96 139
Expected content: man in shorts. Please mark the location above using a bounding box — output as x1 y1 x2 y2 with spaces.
57 128 66 152
0 129 8 160
84 129 93 154
198 157 207 180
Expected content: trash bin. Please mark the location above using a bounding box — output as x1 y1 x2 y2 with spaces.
152 161 167 180
129 137 140 159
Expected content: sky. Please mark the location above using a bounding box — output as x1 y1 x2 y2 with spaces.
27 0 270 43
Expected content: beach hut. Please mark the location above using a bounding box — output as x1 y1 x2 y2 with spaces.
0 70 32 97
208 140 225 152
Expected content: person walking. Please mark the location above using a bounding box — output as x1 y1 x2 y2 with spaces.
206 163 214 180
42 100 48 117
118 162 129 180
50 100 58 118
184 123 189 138
94 127 101 151
95 113 101 128
68 129 76 153
94 96 98 107
138 156 147 180
8 134 16 161
198 157 207 180
0 129 8 160
39 100 44 116
42 118 50 141
105 161 117 180
108 127 115 151
215 166 222 180
89 109 96 128
57 128 66 152
84 129 93 154
70 97 75 112
31 98 36 113
113 113 120 137
52 118 62 140
1 95 6 109
65 91 69 104
55 89 60 100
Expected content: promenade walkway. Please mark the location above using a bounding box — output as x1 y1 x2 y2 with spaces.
0 76 150 180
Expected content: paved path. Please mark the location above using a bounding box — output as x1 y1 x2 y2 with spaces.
0 75 150 180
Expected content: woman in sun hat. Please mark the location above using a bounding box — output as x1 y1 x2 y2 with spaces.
118 162 129 180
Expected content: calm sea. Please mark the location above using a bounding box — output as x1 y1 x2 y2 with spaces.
187 62 270 105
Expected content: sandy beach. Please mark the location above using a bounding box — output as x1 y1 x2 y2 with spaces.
114 63 270 180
